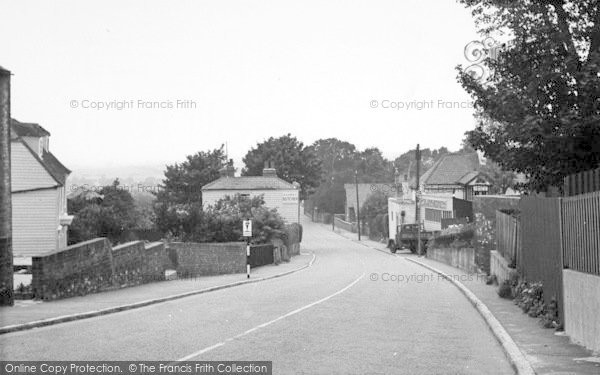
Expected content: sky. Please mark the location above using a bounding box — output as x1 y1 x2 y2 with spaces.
2 0 481 175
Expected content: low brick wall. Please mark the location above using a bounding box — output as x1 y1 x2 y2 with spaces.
168 242 246 278
427 247 477 274
563 269 600 353
32 239 169 301
490 250 517 285
32 238 114 300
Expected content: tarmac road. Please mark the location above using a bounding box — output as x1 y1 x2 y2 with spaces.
0 218 514 374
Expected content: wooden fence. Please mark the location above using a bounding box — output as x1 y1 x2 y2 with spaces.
561 191 600 276
496 210 519 267
518 197 564 318
563 167 600 197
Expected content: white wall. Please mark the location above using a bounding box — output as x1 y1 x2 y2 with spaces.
11 141 57 191
203 189 299 223
388 198 416 240
563 269 600 352
12 188 59 256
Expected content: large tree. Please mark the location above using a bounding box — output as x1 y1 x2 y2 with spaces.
458 0 600 192
153 146 226 236
242 134 322 199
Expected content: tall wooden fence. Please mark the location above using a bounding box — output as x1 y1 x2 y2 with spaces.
563 167 600 197
496 210 519 266
561 191 600 276
518 197 563 318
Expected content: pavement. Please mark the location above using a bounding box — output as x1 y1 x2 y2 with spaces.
0 217 518 374
0 253 314 329
329 222 600 374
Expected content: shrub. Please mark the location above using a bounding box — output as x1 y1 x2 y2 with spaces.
429 223 475 249
498 280 512 298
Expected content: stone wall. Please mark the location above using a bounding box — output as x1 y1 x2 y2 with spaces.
168 242 246 278
427 247 477 274
32 238 114 300
490 250 517 285
32 239 169 300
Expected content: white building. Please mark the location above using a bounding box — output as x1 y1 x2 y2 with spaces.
10 119 72 261
201 164 300 223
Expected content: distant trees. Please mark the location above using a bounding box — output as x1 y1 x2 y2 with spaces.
242 134 322 199
458 0 600 192
68 179 137 244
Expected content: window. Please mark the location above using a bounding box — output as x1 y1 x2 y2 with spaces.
425 208 453 223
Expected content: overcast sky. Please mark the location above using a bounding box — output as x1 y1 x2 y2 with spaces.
2 0 480 173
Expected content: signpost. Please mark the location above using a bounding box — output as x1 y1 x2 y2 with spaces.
243 220 252 278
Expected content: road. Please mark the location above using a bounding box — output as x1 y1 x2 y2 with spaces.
0 219 514 374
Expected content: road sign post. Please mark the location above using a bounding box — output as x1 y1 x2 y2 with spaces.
243 220 252 278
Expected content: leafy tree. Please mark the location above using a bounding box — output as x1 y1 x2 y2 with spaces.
360 190 389 239
242 134 322 199
153 146 226 235
355 147 394 182
458 0 600 192
68 179 137 244
194 195 285 244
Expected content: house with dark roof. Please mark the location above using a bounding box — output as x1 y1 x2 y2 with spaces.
201 162 300 223
419 152 491 200
10 119 73 259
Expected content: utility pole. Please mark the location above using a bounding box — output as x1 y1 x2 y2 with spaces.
355 170 361 241
415 144 422 256
331 176 335 231
0 66 13 306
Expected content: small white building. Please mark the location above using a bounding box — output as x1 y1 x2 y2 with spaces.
201 164 300 223
10 119 72 261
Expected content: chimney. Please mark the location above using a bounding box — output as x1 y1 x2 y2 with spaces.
262 160 277 177
219 159 235 178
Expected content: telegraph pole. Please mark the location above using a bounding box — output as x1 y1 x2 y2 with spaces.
0 66 13 306
355 170 361 241
415 144 422 256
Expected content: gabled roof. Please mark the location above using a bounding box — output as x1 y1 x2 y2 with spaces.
41 150 71 185
202 176 297 191
11 118 51 137
420 153 483 186
11 129 70 188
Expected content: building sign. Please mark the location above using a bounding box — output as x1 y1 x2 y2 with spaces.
420 198 448 210
281 191 299 205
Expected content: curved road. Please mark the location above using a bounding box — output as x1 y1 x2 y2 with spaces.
0 219 514 374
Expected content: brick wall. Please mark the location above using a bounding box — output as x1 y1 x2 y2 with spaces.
32 238 114 300
168 242 246 278
32 239 169 300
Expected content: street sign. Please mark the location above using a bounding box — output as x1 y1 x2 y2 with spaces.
243 220 252 237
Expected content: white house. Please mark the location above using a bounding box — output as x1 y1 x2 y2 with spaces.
201 163 300 223
11 119 72 261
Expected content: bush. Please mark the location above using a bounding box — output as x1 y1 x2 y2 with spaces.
428 223 475 249
498 280 512 298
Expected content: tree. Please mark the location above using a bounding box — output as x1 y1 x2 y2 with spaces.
153 146 226 236
393 147 451 180
68 179 138 244
355 147 394 182
242 134 322 199
191 194 285 244
458 0 600 192
361 190 389 239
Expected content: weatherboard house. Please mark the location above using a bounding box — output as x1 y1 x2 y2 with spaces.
201 163 300 223
10 119 73 260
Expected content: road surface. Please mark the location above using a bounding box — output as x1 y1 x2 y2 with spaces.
0 218 514 374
